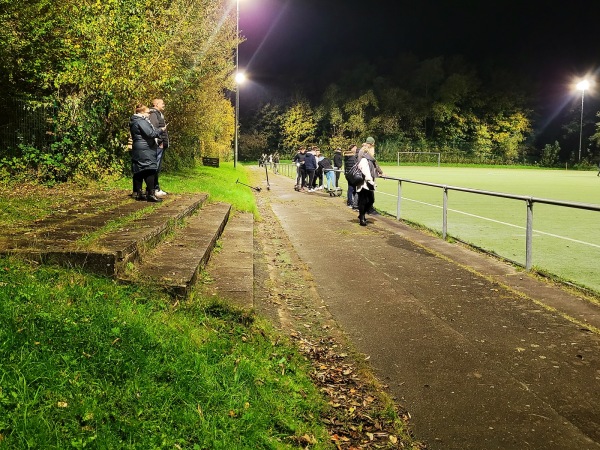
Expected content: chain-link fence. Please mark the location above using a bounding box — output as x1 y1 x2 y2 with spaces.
0 99 54 152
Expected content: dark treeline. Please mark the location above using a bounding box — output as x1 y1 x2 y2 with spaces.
239 54 600 167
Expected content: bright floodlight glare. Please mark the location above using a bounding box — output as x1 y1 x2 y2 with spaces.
577 80 590 91
235 72 246 84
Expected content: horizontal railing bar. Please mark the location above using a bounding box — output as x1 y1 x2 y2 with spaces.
380 176 600 212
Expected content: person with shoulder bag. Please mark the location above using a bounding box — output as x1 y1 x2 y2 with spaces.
355 137 382 226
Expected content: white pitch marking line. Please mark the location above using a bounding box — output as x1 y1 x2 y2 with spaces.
377 192 600 250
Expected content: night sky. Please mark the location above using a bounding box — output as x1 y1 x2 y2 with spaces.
238 0 600 129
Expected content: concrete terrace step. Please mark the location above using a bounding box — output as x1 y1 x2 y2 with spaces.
96 194 208 276
120 202 232 298
7 200 153 249
2 193 208 277
199 212 254 309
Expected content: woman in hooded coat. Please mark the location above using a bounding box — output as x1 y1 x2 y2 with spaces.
129 104 165 202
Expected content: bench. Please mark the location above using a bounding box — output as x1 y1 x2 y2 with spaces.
202 157 220 168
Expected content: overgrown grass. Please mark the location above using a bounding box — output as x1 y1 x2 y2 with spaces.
0 257 331 448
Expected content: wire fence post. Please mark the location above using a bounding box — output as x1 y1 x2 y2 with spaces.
526 199 534 270
396 180 402 221
443 187 448 240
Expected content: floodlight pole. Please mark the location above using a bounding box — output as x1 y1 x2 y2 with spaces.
234 0 240 168
576 79 589 162
578 88 585 162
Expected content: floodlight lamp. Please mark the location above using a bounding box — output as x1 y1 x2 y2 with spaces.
235 72 246 84
577 80 590 91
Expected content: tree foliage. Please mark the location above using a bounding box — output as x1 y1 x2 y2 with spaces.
0 0 238 181
280 100 316 153
246 54 536 164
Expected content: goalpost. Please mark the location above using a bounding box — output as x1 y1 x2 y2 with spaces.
397 151 441 167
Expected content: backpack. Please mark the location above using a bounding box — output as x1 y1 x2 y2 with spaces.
345 157 364 187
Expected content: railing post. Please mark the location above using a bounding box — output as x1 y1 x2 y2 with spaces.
396 180 402 221
443 187 448 240
526 198 533 270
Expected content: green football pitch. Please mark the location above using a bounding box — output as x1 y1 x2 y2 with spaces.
370 166 600 293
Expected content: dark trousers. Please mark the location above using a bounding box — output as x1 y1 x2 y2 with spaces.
155 146 166 190
347 185 355 205
313 168 323 188
300 167 307 187
306 169 316 189
335 170 341 187
357 189 375 220
133 169 157 193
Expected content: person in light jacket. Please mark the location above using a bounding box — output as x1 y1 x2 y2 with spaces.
355 138 381 226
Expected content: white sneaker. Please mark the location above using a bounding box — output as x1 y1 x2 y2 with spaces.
308 189 314 192
155 189 168 198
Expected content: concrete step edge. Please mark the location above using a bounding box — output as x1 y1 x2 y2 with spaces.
118 202 232 297
199 211 254 309
99 193 209 275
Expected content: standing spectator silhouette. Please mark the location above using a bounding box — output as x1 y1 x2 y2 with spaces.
344 144 359 208
293 146 307 190
313 147 324 189
318 153 335 191
304 147 318 192
148 98 169 198
333 147 343 187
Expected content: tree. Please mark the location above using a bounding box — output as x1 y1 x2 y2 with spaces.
539 141 561 167
0 0 238 181
281 100 316 154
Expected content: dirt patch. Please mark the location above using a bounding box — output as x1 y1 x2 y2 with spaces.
252 186 426 449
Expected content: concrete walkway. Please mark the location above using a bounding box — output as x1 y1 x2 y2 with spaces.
255 167 600 450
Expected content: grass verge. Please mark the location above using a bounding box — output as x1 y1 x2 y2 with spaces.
0 257 331 448
112 162 258 217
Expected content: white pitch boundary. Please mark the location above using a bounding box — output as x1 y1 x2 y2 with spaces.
377 191 600 250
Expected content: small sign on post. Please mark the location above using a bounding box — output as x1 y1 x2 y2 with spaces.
202 157 220 167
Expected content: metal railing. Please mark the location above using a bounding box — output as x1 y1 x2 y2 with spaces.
380 176 600 270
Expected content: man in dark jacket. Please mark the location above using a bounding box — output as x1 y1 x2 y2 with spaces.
333 148 343 187
130 104 166 202
292 147 307 189
304 147 318 192
148 98 169 198
344 144 359 208
318 154 335 191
